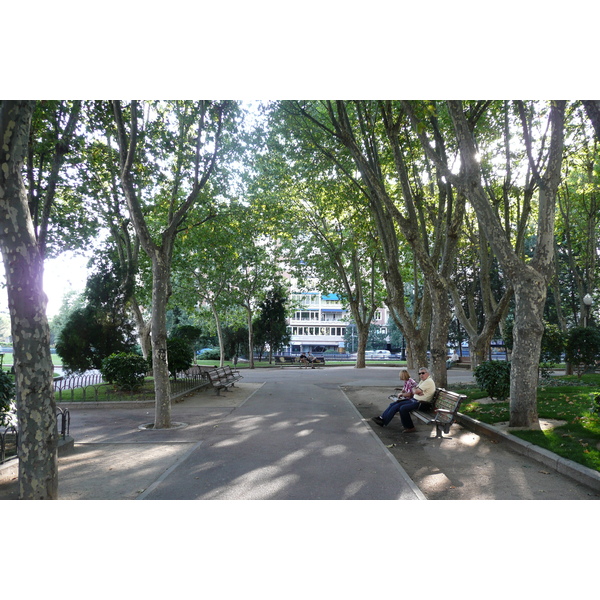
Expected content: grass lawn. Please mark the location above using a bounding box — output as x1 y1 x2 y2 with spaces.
54 378 157 402
455 374 600 473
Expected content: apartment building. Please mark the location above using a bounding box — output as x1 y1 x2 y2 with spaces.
286 291 390 354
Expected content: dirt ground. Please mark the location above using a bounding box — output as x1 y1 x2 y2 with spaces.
3 381 599 501
343 385 600 500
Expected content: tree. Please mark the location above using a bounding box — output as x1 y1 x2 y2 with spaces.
565 326 600 378
111 100 233 429
55 256 138 372
77 104 153 358
277 101 466 385
407 100 566 428
0 101 57 498
254 284 291 363
256 103 392 369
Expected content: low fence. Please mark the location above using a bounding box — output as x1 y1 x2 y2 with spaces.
53 368 210 403
0 424 18 465
1 370 209 464
1 406 70 465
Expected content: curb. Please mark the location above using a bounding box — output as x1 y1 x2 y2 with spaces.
457 413 600 492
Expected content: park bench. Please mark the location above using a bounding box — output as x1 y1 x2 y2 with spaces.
221 365 243 383
207 369 235 395
276 356 325 368
411 388 467 438
277 356 296 364
455 356 471 369
299 356 325 368
216 366 242 386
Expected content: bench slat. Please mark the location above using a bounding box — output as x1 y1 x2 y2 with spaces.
410 387 466 438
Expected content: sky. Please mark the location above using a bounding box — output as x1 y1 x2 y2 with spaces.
0 252 89 319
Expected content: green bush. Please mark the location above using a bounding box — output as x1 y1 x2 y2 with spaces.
101 352 149 391
473 360 511 401
0 370 15 427
198 348 221 361
166 337 195 378
565 326 600 378
541 323 566 363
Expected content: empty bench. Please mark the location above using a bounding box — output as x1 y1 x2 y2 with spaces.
218 366 243 385
207 367 242 395
412 388 466 438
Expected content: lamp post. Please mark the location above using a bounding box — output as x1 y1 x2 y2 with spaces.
583 293 593 328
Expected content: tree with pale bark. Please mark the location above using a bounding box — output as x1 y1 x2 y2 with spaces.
0 100 84 499
404 100 566 428
111 100 234 429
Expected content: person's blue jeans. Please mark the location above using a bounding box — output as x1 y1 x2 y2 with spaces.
398 399 420 429
380 398 411 425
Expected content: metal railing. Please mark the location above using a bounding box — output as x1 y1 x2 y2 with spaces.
1 370 208 465
0 424 18 465
0 406 70 465
53 368 210 403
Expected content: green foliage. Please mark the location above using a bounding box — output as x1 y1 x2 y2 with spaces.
170 324 202 347
166 337 195 378
541 322 566 363
55 257 138 374
565 326 600 378
253 284 291 356
473 360 512 401
0 370 15 427
198 348 221 361
55 304 137 374
101 352 149 391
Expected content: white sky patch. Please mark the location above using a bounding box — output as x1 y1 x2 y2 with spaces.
0 252 89 319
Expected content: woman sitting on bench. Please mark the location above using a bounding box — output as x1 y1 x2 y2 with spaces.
371 368 416 427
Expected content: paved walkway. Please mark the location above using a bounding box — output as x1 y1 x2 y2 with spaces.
1 366 598 500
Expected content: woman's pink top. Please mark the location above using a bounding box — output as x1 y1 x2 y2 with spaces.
402 378 417 397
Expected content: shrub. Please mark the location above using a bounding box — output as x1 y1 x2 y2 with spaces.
198 348 221 361
101 352 149 391
541 323 566 363
166 337 195 378
565 326 600 378
0 370 15 427
473 360 511 402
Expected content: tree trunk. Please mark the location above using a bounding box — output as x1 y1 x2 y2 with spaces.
246 304 255 369
210 302 225 367
355 325 369 368
130 297 152 359
509 270 546 427
0 100 58 499
151 251 172 428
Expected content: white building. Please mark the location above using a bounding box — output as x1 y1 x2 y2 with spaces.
286 291 390 354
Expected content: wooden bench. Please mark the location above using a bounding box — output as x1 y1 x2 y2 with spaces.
454 356 471 369
277 356 296 364
221 365 243 384
207 369 235 395
216 366 242 387
277 356 325 368
411 388 466 438
299 356 325 368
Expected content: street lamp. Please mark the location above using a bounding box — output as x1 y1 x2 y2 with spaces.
583 293 593 328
